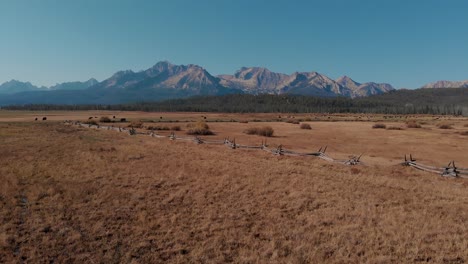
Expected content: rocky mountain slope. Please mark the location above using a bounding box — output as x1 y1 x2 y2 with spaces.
220 68 394 97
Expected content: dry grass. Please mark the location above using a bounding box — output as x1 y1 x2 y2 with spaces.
372 123 386 129
128 120 144 128
299 123 312 130
0 122 467 263
244 126 274 137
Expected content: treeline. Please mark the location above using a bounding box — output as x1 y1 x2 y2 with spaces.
3 88 468 116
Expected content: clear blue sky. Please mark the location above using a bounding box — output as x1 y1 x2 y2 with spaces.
1 0 467 88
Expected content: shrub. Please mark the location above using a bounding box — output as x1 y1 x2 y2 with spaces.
387 126 404 130
239 120 249 123
147 125 169 131
437 123 453 129
99 116 112 123
372 123 386 129
464 124 468 127
128 121 143 128
286 120 300 124
84 120 98 126
186 121 209 129
186 121 214 135
243 126 274 137
300 123 312 130
460 131 468 136
171 125 181 131
406 120 421 128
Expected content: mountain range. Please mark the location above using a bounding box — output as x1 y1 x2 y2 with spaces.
0 61 465 105
421 80 468 89
0 78 98 94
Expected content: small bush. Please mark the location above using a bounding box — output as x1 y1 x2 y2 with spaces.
84 120 98 125
464 124 468 127
286 120 300 124
460 131 468 136
372 123 386 129
171 125 181 131
147 125 169 131
406 120 421 128
387 126 404 130
437 123 453 129
239 120 249 123
244 126 274 137
128 121 143 128
186 121 209 129
186 121 213 135
300 123 312 130
99 116 112 123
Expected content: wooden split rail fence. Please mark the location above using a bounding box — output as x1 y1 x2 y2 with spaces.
70 121 362 166
69 121 467 178
403 154 468 179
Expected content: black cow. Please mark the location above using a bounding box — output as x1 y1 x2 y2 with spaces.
42 117 47 121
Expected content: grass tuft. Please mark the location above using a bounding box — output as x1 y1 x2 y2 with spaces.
186 121 214 135
372 123 386 129
406 120 421 128
244 126 274 137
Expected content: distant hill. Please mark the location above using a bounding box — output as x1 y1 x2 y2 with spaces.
0 78 98 95
0 80 46 94
6 87 468 116
421 80 468 88
49 78 98 90
336 76 394 97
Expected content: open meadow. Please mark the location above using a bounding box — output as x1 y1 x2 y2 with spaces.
1 111 468 263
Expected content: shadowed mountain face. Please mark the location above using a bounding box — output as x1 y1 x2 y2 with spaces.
421 80 468 88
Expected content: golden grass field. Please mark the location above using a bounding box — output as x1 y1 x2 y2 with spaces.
1 111 468 263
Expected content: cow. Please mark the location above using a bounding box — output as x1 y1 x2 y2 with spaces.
42 117 47 121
